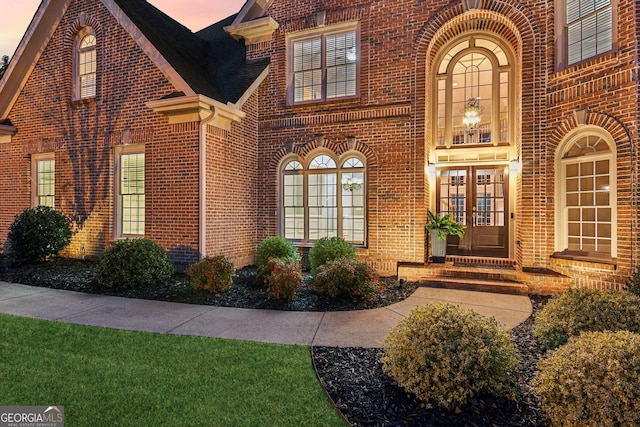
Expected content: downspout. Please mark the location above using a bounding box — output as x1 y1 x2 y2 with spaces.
199 109 217 258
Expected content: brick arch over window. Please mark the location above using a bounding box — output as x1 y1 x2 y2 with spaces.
268 137 378 172
548 110 633 151
64 12 103 47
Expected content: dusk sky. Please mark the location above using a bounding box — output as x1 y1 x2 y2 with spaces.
1 0 247 58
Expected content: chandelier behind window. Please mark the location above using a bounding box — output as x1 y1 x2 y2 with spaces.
462 97 481 135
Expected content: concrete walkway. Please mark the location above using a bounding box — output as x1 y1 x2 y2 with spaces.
0 281 532 348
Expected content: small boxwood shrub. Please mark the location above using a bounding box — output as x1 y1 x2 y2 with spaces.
188 255 234 295
626 265 640 296
314 259 380 301
96 239 174 289
534 330 640 427
257 236 300 268
8 206 73 264
264 257 303 300
309 237 357 275
533 287 640 350
381 304 519 410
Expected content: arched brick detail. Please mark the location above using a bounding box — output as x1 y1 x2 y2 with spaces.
548 110 633 152
268 138 378 172
64 12 103 48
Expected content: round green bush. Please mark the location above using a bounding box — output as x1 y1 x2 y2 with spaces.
381 303 519 410
188 255 234 294
534 330 640 427
8 206 73 263
533 287 640 350
314 258 380 300
256 236 300 268
96 239 174 289
309 237 357 275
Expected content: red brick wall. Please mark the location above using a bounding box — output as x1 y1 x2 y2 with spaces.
0 0 201 266
252 0 639 288
204 92 260 268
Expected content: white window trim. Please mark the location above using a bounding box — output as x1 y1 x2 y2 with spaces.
73 27 97 101
554 127 617 258
278 150 367 246
286 21 360 105
31 153 55 208
114 145 145 239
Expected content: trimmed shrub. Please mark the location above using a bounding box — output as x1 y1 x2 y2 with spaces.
314 259 380 301
309 237 357 275
188 255 234 295
264 257 303 300
534 330 640 427
257 236 300 268
96 239 174 289
381 304 519 410
533 287 640 350
626 265 640 296
8 206 73 264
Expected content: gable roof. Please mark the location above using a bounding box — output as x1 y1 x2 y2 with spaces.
0 0 269 121
111 0 269 104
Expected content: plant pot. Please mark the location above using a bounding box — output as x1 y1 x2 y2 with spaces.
430 230 447 263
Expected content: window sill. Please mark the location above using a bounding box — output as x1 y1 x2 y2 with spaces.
551 251 617 270
69 97 98 107
286 95 360 108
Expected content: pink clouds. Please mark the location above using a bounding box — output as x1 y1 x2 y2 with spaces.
1 0 246 57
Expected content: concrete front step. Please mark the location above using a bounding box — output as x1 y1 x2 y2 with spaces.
420 277 530 295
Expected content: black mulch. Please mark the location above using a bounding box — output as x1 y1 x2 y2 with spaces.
1 258 550 426
312 297 550 426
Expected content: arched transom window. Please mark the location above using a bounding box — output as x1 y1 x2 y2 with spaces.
435 37 511 147
281 153 366 244
557 132 616 259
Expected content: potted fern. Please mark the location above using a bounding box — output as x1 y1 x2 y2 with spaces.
426 210 465 263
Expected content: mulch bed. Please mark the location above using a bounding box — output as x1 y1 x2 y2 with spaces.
1 258 550 426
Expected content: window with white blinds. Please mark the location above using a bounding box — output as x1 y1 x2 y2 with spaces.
290 25 358 104
566 0 612 64
79 35 97 98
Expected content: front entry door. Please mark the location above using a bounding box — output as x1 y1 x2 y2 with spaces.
437 166 508 257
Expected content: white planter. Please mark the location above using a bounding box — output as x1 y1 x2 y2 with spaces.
430 230 447 263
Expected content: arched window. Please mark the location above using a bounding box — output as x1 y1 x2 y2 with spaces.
435 37 511 147
74 29 96 99
556 131 616 259
280 153 366 244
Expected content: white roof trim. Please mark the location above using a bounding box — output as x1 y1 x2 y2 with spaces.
0 0 72 120
235 65 270 108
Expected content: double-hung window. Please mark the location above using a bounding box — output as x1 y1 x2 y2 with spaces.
74 28 97 100
115 146 145 237
289 23 359 104
565 0 613 65
32 153 55 208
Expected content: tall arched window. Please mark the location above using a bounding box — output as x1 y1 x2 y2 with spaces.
435 37 511 147
556 130 616 259
280 153 366 245
74 28 97 99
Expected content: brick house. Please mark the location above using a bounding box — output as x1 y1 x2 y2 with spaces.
0 0 638 293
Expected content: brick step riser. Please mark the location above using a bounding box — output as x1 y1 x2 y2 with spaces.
420 278 529 295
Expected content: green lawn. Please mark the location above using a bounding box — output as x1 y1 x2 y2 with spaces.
0 314 345 426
